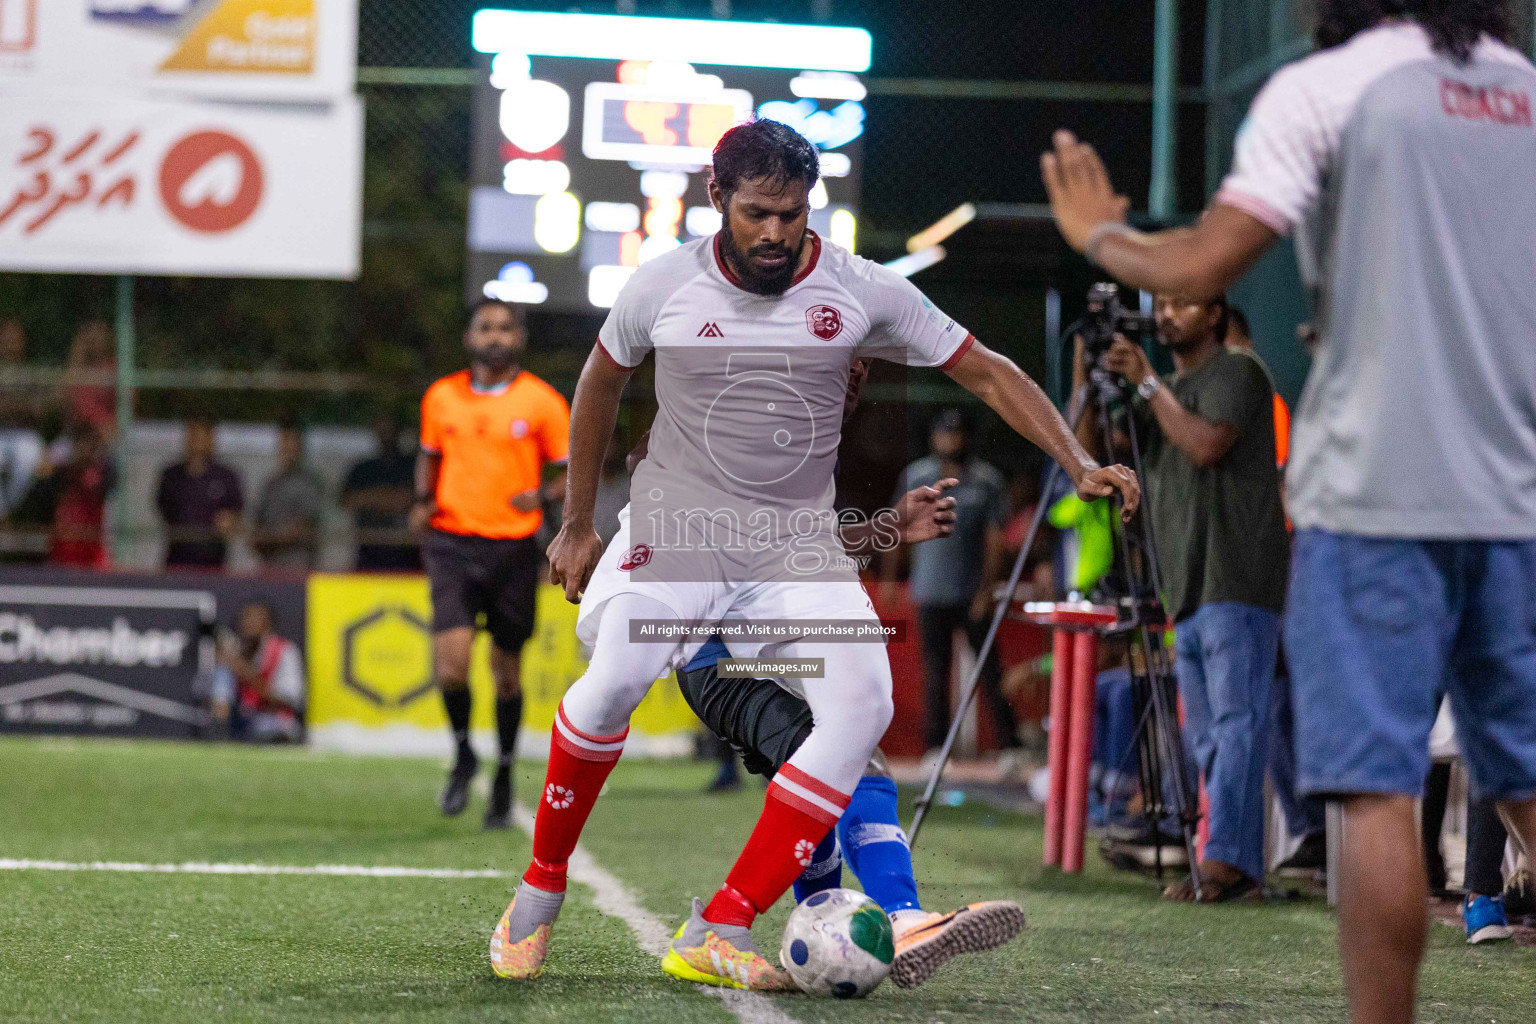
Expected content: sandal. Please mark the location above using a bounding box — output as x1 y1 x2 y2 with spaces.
1162 870 1261 904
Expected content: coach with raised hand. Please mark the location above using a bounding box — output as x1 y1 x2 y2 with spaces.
1042 3 1536 1022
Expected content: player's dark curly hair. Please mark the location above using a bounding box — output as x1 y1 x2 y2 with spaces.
710 119 820 203
1315 0 1511 62
468 297 527 328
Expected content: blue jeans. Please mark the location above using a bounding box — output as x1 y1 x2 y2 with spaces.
1092 666 1138 823
1287 529 1536 801
1174 602 1281 881
1269 664 1326 838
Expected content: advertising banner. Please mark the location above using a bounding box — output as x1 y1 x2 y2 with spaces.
0 0 357 103
0 569 305 738
307 575 698 757
0 92 363 278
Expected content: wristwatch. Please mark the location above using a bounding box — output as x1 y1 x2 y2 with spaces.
1137 375 1162 400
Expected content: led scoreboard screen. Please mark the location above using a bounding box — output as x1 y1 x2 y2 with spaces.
466 9 870 311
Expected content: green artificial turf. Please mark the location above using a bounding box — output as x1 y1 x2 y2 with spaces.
1 738 1530 1023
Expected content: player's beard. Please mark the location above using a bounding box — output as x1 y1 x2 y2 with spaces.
720 230 805 296
471 344 521 375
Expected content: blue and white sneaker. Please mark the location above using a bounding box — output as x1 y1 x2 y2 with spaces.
1464 894 1514 945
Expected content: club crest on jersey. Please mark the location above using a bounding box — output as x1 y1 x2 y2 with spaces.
618 543 653 571
697 322 725 338
806 304 843 341
510 418 530 438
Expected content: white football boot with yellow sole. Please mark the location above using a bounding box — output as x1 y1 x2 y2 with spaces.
661 898 797 991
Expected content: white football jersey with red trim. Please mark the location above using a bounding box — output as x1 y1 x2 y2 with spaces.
599 231 972 522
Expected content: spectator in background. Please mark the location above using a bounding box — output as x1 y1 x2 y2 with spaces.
1096 294 1289 903
1224 305 1323 874
1462 797 1531 942
39 425 115 568
1223 306 1291 470
157 417 242 570
210 600 305 742
251 420 323 571
0 319 46 518
340 411 420 571
885 409 1020 769
62 320 116 442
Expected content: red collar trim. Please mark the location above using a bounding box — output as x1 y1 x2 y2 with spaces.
712 231 822 293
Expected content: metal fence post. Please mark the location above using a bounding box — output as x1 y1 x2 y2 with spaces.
1150 0 1180 218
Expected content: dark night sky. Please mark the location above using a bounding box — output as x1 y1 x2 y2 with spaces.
361 0 1212 232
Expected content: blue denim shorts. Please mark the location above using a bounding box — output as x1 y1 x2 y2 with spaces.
1285 529 1536 801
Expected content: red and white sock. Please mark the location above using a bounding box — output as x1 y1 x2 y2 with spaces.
522 703 626 893
704 764 851 927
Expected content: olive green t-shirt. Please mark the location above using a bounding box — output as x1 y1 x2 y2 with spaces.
1138 349 1289 623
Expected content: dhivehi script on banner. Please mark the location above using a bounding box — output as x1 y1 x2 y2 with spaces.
0 92 363 278
305 575 698 757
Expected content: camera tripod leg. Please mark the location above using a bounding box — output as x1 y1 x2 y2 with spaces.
909 459 1065 848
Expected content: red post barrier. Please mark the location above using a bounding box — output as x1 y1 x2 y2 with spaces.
1061 630 1099 873
1042 628 1074 867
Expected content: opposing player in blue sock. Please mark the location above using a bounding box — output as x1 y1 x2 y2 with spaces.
779 753 1025 987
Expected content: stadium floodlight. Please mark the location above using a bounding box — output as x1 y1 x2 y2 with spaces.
882 245 946 279
906 203 976 253
471 9 872 73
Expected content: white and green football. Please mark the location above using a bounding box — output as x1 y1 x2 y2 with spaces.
779 888 894 998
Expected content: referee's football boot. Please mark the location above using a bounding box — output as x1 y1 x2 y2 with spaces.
439 748 479 817
661 898 796 991
483 761 513 830
889 900 1027 989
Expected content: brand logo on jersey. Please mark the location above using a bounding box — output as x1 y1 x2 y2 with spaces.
510 418 530 439
793 838 817 867
805 305 843 341
1439 79 1532 127
618 543 652 571
697 322 725 338
545 783 575 810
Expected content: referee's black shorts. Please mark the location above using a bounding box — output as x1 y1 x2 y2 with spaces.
422 529 539 652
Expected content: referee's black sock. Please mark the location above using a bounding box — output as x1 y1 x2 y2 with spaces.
495 693 523 769
441 686 473 761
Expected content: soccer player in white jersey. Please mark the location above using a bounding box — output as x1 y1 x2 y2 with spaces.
489 119 1138 990
1040 3 1536 1021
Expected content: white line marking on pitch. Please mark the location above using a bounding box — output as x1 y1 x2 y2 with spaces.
511 804 804 1024
0 859 512 879
511 804 671 955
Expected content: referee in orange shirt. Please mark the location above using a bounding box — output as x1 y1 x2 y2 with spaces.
410 299 570 829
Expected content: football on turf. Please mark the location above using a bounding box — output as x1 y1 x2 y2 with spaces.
779 888 894 998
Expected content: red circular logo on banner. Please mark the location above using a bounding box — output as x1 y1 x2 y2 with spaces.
159 131 264 233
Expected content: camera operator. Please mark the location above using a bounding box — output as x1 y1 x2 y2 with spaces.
1076 294 1288 904
1043 3 1536 1020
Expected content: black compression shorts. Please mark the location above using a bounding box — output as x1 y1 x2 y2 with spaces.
676 662 893 781
676 661 814 779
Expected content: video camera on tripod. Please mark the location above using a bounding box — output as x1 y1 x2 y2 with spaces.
912 279 1206 896
1079 282 1157 365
